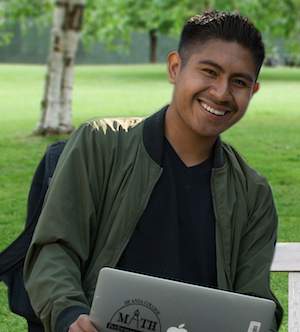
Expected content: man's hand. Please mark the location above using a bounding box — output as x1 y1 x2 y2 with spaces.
68 314 98 332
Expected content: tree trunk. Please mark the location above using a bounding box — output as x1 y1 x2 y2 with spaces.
149 29 157 64
34 0 85 136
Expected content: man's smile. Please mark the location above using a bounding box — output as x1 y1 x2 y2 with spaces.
200 102 227 116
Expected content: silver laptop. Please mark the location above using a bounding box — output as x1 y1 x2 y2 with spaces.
90 268 276 332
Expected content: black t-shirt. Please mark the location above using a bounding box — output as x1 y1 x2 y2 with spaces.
117 138 217 287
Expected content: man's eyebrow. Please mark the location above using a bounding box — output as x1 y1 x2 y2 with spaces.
198 60 255 83
199 60 223 71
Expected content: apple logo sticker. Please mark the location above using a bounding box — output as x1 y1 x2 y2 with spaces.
166 323 188 332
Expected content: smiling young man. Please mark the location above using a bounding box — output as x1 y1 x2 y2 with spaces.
165 30 260 167
24 11 283 332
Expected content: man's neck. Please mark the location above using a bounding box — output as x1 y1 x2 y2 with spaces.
165 129 216 167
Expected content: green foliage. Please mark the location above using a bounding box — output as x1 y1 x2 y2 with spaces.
0 0 52 45
82 0 205 52
212 0 300 54
1 0 300 57
0 64 299 331
4 0 52 19
84 0 300 56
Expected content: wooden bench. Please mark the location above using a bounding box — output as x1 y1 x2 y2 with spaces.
271 242 300 332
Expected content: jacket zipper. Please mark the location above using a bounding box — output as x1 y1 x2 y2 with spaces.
211 168 233 290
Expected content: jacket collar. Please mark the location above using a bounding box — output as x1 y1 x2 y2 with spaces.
143 105 225 168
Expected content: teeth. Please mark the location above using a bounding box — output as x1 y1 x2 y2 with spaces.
202 103 226 116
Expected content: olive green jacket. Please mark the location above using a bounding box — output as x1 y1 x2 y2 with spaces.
24 106 282 332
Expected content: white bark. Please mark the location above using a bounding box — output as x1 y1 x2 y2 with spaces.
35 0 85 135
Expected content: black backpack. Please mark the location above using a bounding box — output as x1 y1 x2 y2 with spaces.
0 140 67 332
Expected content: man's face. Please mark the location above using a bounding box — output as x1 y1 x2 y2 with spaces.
166 39 259 143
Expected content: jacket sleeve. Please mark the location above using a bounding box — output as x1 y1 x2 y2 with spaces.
233 175 283 332
24 125 103 332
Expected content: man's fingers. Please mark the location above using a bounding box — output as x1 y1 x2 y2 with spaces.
68 314 98 332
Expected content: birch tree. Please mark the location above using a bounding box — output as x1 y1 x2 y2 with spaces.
34 0 85 135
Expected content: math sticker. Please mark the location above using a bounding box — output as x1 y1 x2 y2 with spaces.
247 321 261 332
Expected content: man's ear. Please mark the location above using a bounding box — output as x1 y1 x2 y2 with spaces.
167 51 181 84
252 82 259 95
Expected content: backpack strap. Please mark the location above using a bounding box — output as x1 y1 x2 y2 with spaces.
0 140 67 276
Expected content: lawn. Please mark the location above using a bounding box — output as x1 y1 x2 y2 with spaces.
0 64 299 331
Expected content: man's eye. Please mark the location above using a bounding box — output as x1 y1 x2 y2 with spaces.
233 79 247 86
203 69 216 75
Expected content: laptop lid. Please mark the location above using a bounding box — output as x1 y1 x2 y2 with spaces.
90 268 276 332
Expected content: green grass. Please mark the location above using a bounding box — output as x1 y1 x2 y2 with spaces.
0 64 300 331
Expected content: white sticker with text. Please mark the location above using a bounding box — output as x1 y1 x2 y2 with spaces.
247 321 261 332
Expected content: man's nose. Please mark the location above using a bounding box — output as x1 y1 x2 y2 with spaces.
209 79 233 102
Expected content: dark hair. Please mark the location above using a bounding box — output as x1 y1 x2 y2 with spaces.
178 11 265 77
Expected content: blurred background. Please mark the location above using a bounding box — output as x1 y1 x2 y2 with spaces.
0 0 299 66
